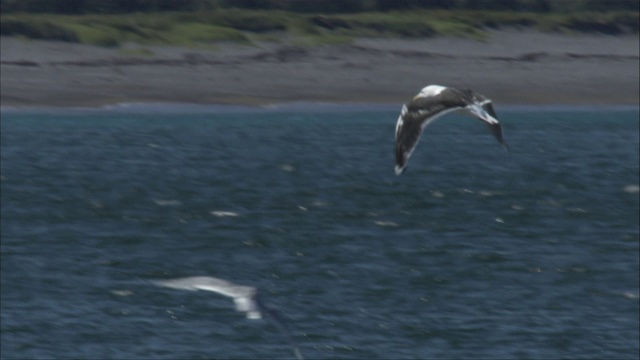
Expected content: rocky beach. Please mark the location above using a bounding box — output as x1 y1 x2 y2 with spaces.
1 30 638 107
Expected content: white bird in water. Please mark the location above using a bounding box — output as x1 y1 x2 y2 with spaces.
153 276 304 360
394 85 508 175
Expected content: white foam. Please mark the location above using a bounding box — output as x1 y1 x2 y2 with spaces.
279 164 296 172
210 211 240 217
374 220 399 227
153 199 182 207
478 190 496 197
431 191 445 198
111 289 134 297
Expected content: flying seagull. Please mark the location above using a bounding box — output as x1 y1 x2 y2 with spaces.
153 276 304 360
394 85 508 175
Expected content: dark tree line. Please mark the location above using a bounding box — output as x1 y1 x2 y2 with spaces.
1 0 637 14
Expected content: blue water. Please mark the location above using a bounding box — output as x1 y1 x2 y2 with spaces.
1 104 639 359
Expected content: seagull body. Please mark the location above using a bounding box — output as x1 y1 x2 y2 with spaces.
394 85 508 175
153 276 304 360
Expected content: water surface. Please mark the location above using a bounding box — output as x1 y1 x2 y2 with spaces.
1 104 638 359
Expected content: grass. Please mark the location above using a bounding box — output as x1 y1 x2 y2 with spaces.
63 23 121 46
118 47 155 57
166 23 249 44
1 9 637 48
0 16 78 42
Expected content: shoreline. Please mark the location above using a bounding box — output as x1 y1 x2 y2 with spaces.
1 30 639 107
2 102 638 114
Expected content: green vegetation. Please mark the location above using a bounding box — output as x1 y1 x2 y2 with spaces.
2 0 638 14
1 0 637 48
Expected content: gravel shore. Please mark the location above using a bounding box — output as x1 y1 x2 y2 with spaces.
1 30 638 107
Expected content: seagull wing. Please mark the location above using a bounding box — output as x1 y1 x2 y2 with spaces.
395 96 464 175
394 86 509 175
153 276 260 318
153 276 242 296
153 276 304 359
466 92 508 149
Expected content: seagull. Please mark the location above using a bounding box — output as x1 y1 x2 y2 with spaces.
394 85 508 175
153 276 304 360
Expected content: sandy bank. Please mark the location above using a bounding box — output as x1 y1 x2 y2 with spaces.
1 30 638 107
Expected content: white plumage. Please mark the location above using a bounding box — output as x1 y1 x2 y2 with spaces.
153 276 303 359
394 85 508 175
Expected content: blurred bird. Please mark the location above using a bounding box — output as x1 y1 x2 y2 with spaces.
153 276 304 360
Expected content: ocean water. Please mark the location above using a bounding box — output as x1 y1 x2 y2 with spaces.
1 104 638 360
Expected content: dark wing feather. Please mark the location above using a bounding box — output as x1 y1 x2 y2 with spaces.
395 96 464 172
485 103 507 148
395 113 424 171
478 100 508 149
